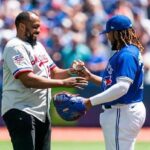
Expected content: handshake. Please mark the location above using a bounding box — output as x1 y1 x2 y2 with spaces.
59 60 93 91
69 60 92 81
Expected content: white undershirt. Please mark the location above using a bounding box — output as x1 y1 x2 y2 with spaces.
90 78 132 106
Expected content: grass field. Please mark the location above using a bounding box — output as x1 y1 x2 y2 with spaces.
0 141 150 150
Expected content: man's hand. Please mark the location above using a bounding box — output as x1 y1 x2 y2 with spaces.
62 77 88 89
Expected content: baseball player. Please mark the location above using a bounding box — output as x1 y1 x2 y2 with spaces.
1 11 88 150
82 15 146 150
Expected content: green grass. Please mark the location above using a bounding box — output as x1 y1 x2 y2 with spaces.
0 141 150 150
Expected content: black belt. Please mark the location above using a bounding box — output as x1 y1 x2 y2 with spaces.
102 103 136 109
103 105 112 109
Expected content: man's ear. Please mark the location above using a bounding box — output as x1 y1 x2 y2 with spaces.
18 23 25 32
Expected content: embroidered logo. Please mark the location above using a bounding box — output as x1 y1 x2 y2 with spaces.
12 54 24 65
110 26 114 29
104 76 112 86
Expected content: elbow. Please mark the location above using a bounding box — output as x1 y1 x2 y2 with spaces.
22 81 32 88
18 72 36 88
20 78 34 88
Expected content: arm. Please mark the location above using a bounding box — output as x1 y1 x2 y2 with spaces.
51 66 75 79
88 73 103 86
78 67 103 85
18 71 88 89
84 78 131 109
50 60 102 85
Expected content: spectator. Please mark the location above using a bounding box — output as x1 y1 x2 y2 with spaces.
61 32 91 69
86 34 108 76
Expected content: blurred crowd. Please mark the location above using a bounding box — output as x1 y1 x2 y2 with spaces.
0 0 150 86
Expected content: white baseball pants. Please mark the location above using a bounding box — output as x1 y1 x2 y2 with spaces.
100 102 146 150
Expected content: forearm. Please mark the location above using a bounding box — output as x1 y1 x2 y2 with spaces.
51 67 74 79
18 71 88 89
89 73 103 86
19 72 65 89
89 79 131 106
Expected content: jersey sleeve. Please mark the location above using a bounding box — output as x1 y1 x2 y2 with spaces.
116 52 137 83
4 45 33 78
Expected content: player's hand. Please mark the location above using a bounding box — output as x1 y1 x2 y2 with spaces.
68 60 85 75
62 77 88 89
71 60 92 81
79 66 93 81
72 60 85 71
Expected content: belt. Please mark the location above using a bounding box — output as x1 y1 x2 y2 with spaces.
102 104 131 110
102 102 140 110
103 105 112 109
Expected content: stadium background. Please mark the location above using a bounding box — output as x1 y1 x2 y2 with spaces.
0 0 150 128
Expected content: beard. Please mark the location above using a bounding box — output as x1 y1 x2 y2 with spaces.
111 43 117 51
110 40 118 51
108 40 117 51
25 30 37 46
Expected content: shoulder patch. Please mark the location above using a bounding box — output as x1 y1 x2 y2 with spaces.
12 54 25 65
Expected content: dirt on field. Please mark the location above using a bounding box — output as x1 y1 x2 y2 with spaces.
0 127 150 142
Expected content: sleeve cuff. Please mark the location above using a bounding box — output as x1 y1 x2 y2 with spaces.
49 64 56 70
13 68 33 79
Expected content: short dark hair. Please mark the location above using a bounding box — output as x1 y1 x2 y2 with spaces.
15 11 30 28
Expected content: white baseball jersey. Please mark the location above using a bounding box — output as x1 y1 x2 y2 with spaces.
2 37 56 122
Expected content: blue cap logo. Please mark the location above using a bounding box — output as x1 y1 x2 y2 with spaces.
110 26 115 29
101 15 132 34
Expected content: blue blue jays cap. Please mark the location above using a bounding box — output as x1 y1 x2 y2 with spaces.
101 15 132 34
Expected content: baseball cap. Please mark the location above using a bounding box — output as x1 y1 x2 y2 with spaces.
101 15 132 34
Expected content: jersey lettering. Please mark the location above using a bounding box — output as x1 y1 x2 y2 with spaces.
31 54 48 67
